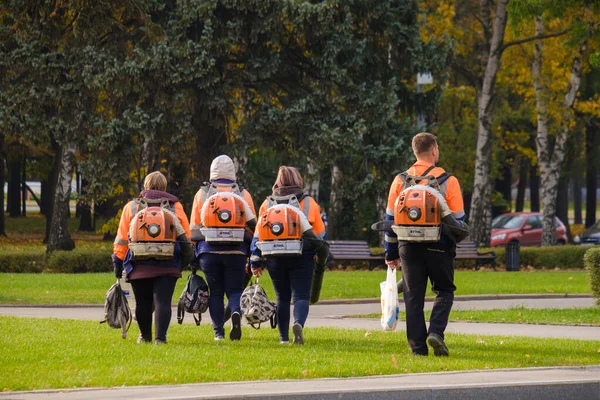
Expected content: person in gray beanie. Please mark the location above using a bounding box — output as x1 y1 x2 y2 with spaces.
190 155 257 341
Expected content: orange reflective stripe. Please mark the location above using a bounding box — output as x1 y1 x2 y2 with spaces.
113 202 133 260
304 197 325 236
174 202 191 238
190 190 204 232
243 191 256 217
444 176 464 214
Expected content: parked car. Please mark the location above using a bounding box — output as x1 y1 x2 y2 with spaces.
490 212 567 247
574 220 600 245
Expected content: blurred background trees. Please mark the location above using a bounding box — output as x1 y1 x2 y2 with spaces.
0 0 598 251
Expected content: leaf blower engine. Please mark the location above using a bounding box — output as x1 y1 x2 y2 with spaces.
392 176 449 242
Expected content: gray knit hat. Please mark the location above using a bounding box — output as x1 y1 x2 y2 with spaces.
210 155 236 181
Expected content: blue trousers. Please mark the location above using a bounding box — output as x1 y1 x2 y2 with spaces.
267 253 315 342
200 253 246 336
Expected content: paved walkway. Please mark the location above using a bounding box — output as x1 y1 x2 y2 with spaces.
2 366 599 399
1 296 599 340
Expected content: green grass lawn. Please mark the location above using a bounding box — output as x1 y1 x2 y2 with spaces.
1 316 599 391
0 270 591 305
353 307 600 326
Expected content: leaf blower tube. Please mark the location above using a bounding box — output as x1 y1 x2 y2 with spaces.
307 234 331 304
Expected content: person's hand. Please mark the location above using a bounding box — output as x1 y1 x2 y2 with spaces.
252 267 263 277
112 255 124 279
385 259 401 270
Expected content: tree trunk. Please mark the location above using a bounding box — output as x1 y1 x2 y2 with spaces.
573 173 583 225
376 192 386 247
77 178 93 232
495 160 512 208
305 158 320 201
47 141 76 253
530 164 540 211
468 0 509 247
516 158 528 212
556 174 572 243
586 120 598 228
21 153 26 217
7 156 21 217
533 16 586 246
44 139 61 243
0 132 6 236
328 165 342 240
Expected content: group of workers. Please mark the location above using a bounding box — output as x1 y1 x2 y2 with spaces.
112 156 330 345
111 132 466 357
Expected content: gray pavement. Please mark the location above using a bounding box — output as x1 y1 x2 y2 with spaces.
2 366 599 400
1 296 599 340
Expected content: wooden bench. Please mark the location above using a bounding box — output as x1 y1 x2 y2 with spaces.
456 240 497 270
327 240 385 271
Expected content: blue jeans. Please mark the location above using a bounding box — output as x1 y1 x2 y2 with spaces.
267 253 315 342
200 253 246 336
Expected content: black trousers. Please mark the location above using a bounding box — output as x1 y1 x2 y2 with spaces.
400 242 456 355
130 275 178 342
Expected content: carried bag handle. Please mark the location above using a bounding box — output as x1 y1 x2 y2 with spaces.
177 296 185 325
117 280 132 338
192 313 201 326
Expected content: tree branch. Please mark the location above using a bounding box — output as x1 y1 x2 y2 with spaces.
451 62 481 91
499 28 572 54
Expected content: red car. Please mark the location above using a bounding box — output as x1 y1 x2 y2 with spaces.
490 212 568 247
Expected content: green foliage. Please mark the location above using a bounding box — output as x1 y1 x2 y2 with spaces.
45 250 112 273
0 253 44 273
584 247 600 305
0 241 112 273
489 245 590 269
358 307 600 326
1 0 452 242
0 270 589 304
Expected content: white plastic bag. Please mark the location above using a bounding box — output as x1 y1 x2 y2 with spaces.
380 267 399 331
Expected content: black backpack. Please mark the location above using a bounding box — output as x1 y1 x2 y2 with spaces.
100 280 132 339
177 272 210 326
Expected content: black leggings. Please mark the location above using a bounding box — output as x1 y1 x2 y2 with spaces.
130 276 178 342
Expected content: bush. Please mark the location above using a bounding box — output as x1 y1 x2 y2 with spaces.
584 247 600 305
468 245 589 270
46 250 112 273
0 246 112 273
0 253 45 273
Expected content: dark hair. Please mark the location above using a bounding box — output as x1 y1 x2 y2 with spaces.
412 132 438 155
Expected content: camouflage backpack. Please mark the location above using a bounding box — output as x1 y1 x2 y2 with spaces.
240 279 277 329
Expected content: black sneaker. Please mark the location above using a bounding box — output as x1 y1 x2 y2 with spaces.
154 339 167 345
427 333 449 357
292 323 304 345
230 312 242 341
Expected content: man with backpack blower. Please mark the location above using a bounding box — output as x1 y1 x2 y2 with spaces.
382 132 468 357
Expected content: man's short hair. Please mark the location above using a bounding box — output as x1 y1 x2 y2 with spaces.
143 171 168 191
412 132 438 155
